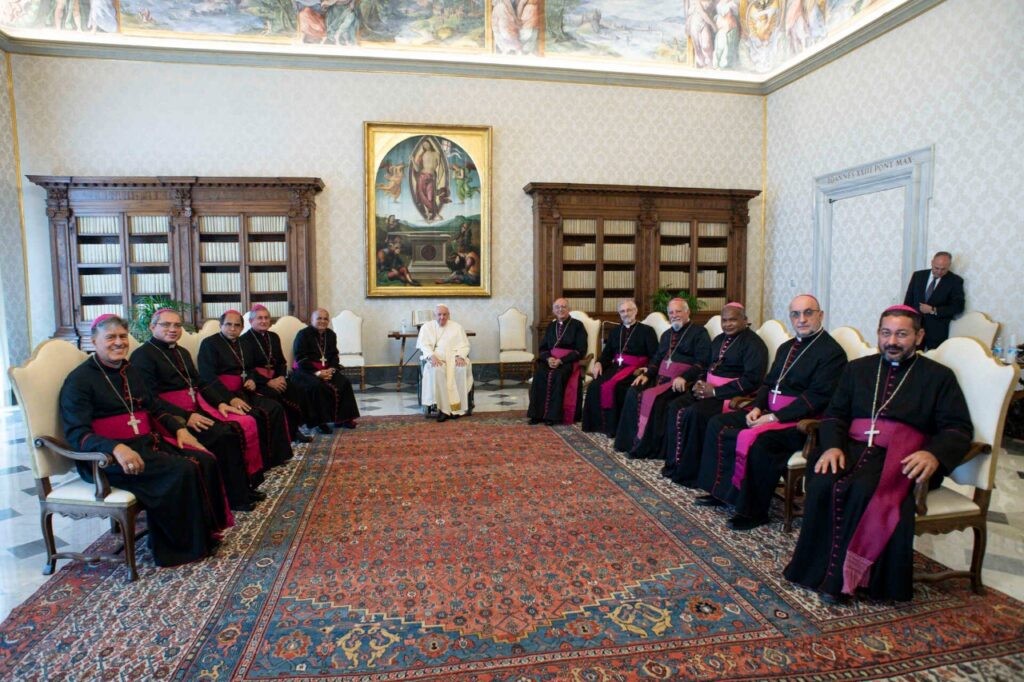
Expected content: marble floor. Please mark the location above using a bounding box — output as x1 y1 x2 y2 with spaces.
2 382 1023 622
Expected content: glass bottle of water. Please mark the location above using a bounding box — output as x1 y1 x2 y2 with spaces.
993 335 1003 361
1007 334 1019 366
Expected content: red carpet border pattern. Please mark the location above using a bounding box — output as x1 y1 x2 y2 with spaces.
1 414 1023 680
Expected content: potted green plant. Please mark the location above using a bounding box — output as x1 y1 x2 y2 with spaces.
649 288 704 315
130 296 197 341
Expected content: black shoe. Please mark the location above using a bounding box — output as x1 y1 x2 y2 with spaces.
727 514 769 531
465 408 473 417
437 412 450 423
528 418 542 425
294 433 313 443
694 494 725 507
820 592 850 606
317 423 332 434
230 501 255 512
248 489 267 501
335 420 357 429
544 420 555 426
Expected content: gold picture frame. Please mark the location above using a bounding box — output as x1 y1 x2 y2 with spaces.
365 122 492 298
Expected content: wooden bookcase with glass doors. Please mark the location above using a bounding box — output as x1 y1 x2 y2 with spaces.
524 183 759 347
29 176 322 349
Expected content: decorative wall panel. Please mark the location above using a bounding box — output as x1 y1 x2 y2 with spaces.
0 51 29 373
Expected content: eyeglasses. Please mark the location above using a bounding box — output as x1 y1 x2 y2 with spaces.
155 322 183 329
789 309 821 319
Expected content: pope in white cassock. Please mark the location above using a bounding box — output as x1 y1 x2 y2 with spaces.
417 304 473 421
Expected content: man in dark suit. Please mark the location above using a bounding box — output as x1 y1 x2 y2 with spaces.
903 251 965 350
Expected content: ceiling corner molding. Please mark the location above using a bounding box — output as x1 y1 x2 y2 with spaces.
764 0 945 93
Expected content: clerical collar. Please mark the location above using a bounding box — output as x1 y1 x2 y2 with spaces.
149 337 175 349
888 353 919 368
94 357 124 372
796 327 824 342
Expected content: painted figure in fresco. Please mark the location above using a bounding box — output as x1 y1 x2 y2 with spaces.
745 0 783 71
687 0 717 69
87 0 117 33
323 0 358 45
376 162 406 201
451 163 479 203
53 0 82 30
409 136 451 222
377 234 419 286
492 0 521 53
298 5 328 42
714 0 740 68
437 246 480 286
785 0 826 54
517 0 540 54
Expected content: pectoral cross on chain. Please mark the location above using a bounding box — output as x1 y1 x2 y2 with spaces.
127 413 141 435
320 356 327 365
241 370 247 380
187 386 196 403
770 384 782 408
864 424 881 448
615 354 624 366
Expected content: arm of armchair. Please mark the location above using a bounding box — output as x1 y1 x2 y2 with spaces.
34 435 116 501
913 441 991 515
729 396 755 410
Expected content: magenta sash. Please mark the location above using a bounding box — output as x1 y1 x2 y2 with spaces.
92 411 235 527
92 412 153 439
841 418 928 595
254 366 275 379
293 359 328 372
160 388 263 476
600 353 648 409
707 372 738 413
731 394 799 488
636 362 691 439
219 373 243 392
550 347 582 425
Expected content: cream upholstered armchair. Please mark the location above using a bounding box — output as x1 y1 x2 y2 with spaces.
269 314 307 370
568 310 602 384
197 318 222 339
8 340 141 581
175 328 203 362
916 337 1016 593
756 319 792 364
641 311 670 338
948 311 1000 349
830 326 875 362
331 309 366 390
498 307 534 388
704 314 722 339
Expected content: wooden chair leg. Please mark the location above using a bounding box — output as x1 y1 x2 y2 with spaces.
969 524 987 595
783 469 800 533
40 510 57 576
499 363 505 389
360 367 366 392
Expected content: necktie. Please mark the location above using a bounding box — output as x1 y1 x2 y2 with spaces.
925 277 937 301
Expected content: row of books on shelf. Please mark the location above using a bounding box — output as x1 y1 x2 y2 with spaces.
201 272 242 293
604 220 636 236
563 219 597 235
660 272 690 289
131 273 172 294
130 216 170 235
79 274 121 296
201 300 289 319
199 242 288 263
562 271 596 289
78 243 122 264
77 216 120 236
660 244 691 261
129 243 170 263
697 247 728 262
199 216 287 234
696 270 727 288
602 271 635 289
698 223 729 237
249 272 289 292
603 244 635 261
562 243 596 261
660 221 690 237
81 303 124 320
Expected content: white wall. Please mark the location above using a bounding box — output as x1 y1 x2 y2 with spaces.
12 55 764 365
766 0 1024 344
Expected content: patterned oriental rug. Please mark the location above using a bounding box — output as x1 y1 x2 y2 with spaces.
2 414 1023 681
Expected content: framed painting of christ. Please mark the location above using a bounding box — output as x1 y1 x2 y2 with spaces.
365 122 491 298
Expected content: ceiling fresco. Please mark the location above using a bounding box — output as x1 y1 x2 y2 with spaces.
0 1 924 87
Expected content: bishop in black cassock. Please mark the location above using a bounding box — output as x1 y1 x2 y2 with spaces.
241 306 311 442
133 329 261 512
197 313 294 467
661 303 767 486
785 306 971 602
695 299 847 528
291 309 360 432
527 300 588 425
614 308 711 457
581 300 658 437
60 316 228 567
